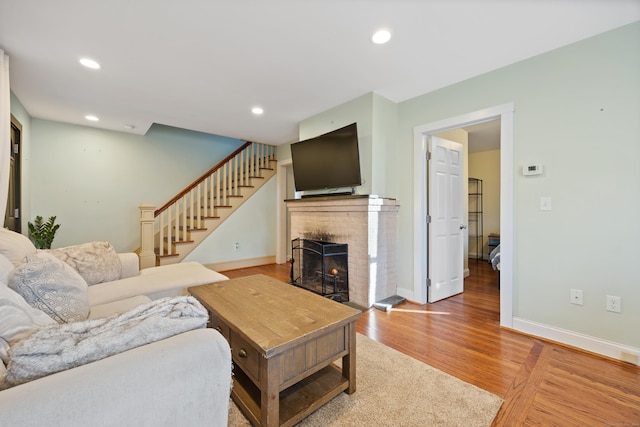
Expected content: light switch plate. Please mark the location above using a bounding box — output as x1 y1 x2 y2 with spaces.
540 197 552 211
570 289 583 305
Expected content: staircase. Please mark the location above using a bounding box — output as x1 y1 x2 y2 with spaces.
139 141 277 267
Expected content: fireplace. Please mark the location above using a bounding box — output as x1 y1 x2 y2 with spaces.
285 195 399 308
290 238 349 302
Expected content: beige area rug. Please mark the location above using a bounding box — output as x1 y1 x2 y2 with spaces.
228 333 503 426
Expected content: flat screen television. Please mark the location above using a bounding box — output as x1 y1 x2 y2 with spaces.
290 123 362 195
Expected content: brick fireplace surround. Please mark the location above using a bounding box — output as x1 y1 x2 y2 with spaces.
285 195 400 308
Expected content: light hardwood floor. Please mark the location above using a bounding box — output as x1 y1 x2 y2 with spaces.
221 261 640 426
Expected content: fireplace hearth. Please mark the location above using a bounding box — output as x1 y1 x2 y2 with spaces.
290 238 349 302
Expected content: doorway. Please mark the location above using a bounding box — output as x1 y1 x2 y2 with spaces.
413 103 514 328
4 115 21 232
276 158 295 264
465 119 501 267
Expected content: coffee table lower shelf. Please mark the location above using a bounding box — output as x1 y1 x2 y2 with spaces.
232 363 348 427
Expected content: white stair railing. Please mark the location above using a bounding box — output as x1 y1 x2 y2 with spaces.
140 141 276 267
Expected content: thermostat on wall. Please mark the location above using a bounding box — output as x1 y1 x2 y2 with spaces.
522 164 543 176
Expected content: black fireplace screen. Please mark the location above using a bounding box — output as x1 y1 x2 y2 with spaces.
290 238 349 302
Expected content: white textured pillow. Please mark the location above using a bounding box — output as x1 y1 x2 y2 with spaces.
0 229 37 266
9 252 90 323
0 284 55 365
48 241 122 285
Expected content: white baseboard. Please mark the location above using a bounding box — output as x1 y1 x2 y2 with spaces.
512 317 640 366
205 256 276 272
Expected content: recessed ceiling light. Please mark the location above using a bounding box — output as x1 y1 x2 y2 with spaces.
124 124 136 130
85 115 99 122
79 58 101 69
371 29 391 45
252 107 264 115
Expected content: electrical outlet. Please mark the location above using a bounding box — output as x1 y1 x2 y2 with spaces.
606 295 621 313
234 242 240 251
570 289 583 306
540 197 552 211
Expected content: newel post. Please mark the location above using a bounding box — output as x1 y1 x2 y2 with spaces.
139 204 156 269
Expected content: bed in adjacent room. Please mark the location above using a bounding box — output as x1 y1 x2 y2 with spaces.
489 244 501 271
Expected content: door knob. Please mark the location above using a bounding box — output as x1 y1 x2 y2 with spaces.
460 225 467 230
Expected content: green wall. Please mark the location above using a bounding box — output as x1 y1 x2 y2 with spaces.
400 22 640 348
18 116 254 255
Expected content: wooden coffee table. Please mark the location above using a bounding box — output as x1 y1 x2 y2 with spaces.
189 274 361 427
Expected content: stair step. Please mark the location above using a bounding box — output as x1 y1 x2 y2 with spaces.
155 251 179 258
178 226 207 231
163 238 195 244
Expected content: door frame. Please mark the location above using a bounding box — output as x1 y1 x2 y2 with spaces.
276 158 292 264
413 102 514 328
5 114 22 232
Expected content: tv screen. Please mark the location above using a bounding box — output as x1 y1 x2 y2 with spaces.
290 123 362 194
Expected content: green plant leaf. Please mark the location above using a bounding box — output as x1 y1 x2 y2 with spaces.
27 215 61 249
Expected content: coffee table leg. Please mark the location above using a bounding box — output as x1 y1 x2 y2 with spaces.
343 321 357 394
261 357 280 426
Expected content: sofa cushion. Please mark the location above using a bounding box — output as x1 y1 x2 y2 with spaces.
88 295 152 319
0 229 37 267
9 252 90 324
48 241 122 285
87 261 229 306
0 255 15 285
0 284 56 365
1 296 208 389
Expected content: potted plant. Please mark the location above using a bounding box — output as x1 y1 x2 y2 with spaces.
28 215 61 249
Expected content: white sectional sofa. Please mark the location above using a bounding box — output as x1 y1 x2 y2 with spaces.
86 251 229 317
0 229 233 426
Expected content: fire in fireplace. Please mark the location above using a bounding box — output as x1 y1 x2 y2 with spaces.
290 238 349 302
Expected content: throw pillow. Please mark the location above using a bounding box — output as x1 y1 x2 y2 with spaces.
48 241 122 285
0 284 56 365
8 252 90 324
0 228 37 266
1 296 208 389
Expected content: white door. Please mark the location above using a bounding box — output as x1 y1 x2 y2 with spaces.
428 136 464 303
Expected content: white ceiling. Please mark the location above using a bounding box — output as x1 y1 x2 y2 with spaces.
1 1 638 145
465 120 501 153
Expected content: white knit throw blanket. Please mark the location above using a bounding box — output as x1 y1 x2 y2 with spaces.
1 296 208 389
